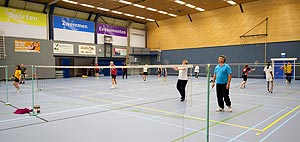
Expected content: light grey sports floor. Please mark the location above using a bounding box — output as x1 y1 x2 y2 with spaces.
0 75 299 142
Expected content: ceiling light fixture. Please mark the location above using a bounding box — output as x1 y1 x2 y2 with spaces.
136 16 145 19
158 11 168 14
195 7 205 11
97 7 110 11
133 4 146 8
111 10 123 14
119 0 132 5
226 0 237 5
62 0 78 5
146 7 157 12
185 4 196 8
146 18 155 21
168 13 177 17
80 3 95 8
124 13 135 17
174 0 186 5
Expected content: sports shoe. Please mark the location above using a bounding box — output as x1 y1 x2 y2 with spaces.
110 86 115 89
228 106 232 112
16 89 21 93
216 108 224 112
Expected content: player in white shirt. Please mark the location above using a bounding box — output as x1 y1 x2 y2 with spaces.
194 65 200 78
174 60 189 102
143 64 148 81
263 62 274 93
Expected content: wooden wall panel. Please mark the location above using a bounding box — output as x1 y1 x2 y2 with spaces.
146 0 300 50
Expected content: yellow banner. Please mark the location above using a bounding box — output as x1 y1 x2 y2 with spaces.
0 7 46 26
15 40 40 53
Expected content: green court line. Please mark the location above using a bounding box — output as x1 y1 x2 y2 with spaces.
283 89 300 96
171 104 263 142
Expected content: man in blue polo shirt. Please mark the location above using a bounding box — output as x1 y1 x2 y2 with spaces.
212 55 232 112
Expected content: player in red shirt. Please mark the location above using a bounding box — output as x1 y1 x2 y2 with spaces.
240 64 255 89
110 61 117 89
95 63 99 79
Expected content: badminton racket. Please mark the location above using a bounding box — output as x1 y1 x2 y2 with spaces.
9 75 14 80
253 61 259 70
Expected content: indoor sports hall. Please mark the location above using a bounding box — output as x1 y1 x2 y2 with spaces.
0 0 299 142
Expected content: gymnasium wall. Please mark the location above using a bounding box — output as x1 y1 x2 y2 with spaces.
0 37 55 78
150 40 300 79
146 0 300 50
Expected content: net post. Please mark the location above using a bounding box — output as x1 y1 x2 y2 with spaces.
238 65 240 78
189 65 193 106
206 64 210 142
5 65 10 105
31 65 37 116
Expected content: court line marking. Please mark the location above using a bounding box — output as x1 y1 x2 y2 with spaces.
260 105 300 132
234 93 300 101
259 111 300 142
283 89 300 96
0 98 144 124
80 95 262 132
171 104 263 142
228 107 289 142
149 103 213 120
106 106 245 142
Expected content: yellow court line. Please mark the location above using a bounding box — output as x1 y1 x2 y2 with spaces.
80 95 262 132
262 105 300 132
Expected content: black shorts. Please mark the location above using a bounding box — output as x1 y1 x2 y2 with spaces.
111 74 116 79
14 77 19 82
158 71 161 74
95 70 99 73
242 75 247 81
143 72 148 75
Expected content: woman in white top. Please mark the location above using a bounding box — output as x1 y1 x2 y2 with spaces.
194 65 200 78
143 64 148 81
263 62 274 93
174 59 189 102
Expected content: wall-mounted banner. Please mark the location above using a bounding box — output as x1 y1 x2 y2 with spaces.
113 48 127 56
53 43 74 54
15 40 40 53
97 23 127 37
54 16 94 33
130 28 146 48
0 7 46 26
78 45 96 55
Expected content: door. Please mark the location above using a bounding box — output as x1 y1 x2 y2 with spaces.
62 58 70 78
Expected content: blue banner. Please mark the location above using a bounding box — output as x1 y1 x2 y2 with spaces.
53 16 94 33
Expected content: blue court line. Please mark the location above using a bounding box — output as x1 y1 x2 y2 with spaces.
228 107 289 142
259 110 300 142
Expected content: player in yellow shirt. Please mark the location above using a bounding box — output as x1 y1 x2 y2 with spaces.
11 65 21 93
286 62 293 84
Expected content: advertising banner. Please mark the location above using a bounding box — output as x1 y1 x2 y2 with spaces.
53 43 74 54
113 48 127 56
0 7 46 26
15 40 40 53
78 45 96 55
54 16 94 33
97 23 127 37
